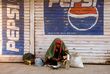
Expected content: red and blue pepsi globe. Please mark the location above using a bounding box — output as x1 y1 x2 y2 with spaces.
68 3 98 31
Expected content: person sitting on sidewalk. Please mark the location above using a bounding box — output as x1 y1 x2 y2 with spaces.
45 38 69 68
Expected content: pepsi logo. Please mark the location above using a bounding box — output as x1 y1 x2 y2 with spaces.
68 3 99 31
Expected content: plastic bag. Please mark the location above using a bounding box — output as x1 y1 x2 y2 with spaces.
70 53 84 68
35 58 44 67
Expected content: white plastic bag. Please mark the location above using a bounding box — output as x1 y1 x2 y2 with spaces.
70 53 84 68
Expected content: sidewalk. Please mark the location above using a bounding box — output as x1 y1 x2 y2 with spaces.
0 63 110 74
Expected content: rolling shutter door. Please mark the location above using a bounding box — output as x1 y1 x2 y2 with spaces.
34 0 110 64
0 0 30 62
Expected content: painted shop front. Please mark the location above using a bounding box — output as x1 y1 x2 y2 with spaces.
0 0 110 63
0 0 30 62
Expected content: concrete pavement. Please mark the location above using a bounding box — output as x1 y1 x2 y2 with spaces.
0 63 110 74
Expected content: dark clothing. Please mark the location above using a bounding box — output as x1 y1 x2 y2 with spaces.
45 38 69 65
46 48 67 65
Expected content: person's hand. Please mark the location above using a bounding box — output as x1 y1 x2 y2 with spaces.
63 56 67 60
48 56 51 59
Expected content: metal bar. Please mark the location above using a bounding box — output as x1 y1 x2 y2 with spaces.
0 0 2 55
30 0 35 54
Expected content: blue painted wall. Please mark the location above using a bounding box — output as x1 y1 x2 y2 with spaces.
2 0 24 55
44 0 104 35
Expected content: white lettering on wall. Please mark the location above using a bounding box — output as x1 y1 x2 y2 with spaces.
49 0 59 7
60 0 70 7
6 4 20 52
7 4 19 20
48 0 97 7
7 41 19 52
82 0 97 7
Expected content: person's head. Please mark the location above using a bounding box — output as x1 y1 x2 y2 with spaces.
56 43 61 48
55 38 62 48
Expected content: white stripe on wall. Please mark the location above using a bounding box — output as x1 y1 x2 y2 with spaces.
24 0 30 53
0 0 2 55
